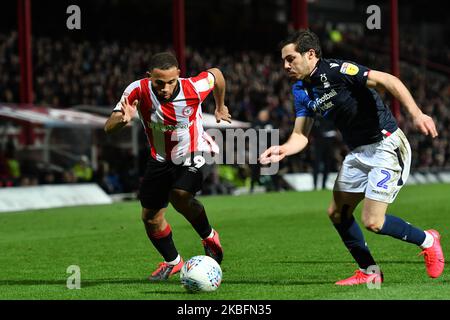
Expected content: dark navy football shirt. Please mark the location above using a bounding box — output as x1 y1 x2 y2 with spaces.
293 58 398 149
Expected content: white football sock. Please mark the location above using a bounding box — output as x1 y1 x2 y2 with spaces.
206 229 215 239
166 255 181 266
359 268 370 274
359 265 381 275
359 268 376 275
420 231 434 249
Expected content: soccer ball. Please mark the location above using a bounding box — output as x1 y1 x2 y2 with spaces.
180 255 222 292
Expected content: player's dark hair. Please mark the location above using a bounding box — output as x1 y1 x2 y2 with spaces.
148 52 179 71
280 29 322 58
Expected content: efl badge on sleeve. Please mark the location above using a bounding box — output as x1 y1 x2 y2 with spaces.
340 62 359 76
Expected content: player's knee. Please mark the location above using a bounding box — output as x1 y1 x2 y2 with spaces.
327 206 341 224
327 205 334 217
362 217 383 233
169 189 192 212
141 208 164 226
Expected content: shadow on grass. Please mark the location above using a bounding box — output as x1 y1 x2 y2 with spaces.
223 279 331 286
274 260 423 265
142 290 192 295
2 268 443 290
0 278 182 288
141 279 334 295
0 278 333 288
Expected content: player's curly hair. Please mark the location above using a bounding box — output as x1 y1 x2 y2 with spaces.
148 52 179 71
280 29 322 58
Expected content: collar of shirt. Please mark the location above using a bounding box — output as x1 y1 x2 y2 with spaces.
309 59 322 78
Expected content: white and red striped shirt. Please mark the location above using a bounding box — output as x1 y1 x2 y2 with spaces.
114 71 219 162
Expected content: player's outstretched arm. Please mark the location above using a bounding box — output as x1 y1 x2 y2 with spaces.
208 68 231 124
366 70 438 138
104 97 138 134
259 117 314 164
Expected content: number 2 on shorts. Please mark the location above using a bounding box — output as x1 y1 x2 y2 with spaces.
377 170 391 189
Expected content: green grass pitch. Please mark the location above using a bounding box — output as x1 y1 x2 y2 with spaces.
0 184 449 300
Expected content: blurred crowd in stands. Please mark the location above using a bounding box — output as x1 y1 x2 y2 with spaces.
1 27 449 193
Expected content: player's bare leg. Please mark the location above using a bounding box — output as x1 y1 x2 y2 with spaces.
169 189 223 264
362 198 444 278
361 198 388 232
330 191 383 285
142 207 183 280
328 191 364 224
142 208 168 235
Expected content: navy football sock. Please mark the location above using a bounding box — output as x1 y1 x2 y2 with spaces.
378 214 426 246
333 216 377 270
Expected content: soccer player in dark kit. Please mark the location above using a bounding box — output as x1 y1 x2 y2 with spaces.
260 30 444 285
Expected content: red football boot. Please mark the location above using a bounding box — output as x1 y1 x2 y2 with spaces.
148 258 184 281
335 270 384 286
419 229 445 278
202 229 223 265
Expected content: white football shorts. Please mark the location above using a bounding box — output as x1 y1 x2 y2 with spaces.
334 129 411 203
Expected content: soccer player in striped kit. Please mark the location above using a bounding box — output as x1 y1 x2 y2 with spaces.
260 30 444 285
105 52 230 280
